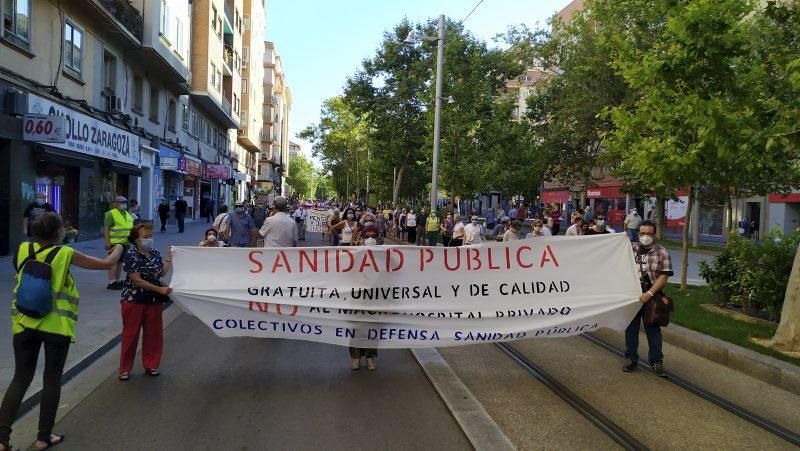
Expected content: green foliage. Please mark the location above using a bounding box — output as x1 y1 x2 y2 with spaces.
699 228 800 320
285 156 316 199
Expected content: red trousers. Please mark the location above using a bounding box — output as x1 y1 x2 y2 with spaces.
120 303 164 373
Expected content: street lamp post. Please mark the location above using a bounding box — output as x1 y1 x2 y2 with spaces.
406 14 445 214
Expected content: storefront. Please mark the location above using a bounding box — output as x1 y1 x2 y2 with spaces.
24 94 141 242
768 193 800 233
183 155 203 219
586 185 626 226
158 145 185 222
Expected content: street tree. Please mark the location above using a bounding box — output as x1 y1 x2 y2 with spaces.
286 155 317 199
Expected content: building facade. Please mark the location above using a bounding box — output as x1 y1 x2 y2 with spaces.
258 41 291 197
0 0 281 256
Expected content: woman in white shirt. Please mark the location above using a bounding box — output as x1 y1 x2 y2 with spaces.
526 220 550 238
331 207 358 246
450 214 465 246
406 210 417 244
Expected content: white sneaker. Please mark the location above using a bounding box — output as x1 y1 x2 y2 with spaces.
351 358 360 370
366 358 376 370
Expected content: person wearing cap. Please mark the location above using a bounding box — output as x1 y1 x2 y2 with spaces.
103 196 134 290
464 215 485 245
624 208 643 242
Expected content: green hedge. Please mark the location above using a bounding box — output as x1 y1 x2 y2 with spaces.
698 227 800 321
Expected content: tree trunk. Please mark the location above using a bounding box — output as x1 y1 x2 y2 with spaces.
725 194 734 244
392 164 406 207
680 187 694 290
655 196 666 240
769 245 800 352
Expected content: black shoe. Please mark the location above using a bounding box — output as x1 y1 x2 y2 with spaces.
651 361 667 377
621 359 637 372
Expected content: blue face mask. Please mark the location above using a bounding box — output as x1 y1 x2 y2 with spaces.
597 220 606 228
35 198 45 206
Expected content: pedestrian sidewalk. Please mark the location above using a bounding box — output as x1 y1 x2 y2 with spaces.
0 221 212 397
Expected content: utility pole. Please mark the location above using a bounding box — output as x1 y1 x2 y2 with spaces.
430 14 445 214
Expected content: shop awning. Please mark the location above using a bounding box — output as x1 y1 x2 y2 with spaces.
108 160 143 177
39 145 95 168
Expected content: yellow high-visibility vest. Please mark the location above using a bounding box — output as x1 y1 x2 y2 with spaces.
109 209 134 245
11 243 79 341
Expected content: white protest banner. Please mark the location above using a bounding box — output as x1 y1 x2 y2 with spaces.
170 234 642 348
306 209 329 233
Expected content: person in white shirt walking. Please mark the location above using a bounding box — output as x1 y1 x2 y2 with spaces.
293 204 308 241
260 197 297 248
464 215 485 245
624 208 643 242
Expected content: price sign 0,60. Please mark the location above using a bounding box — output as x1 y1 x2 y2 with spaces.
22 114 66 143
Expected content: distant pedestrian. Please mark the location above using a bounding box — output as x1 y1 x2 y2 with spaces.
331 208 358 246
22 192 55 240
406 209 417 244
526 219 549 238
350 213 379 370
415 209 427 245
157 198 170 233
450 214 465 246
585 213 614 235
624 208 642 242
503 221 522 242
441 212 455 247
565 215 584 236
293 204 308 241
426 211 441 246
549 207 562 235
103 196 134 290
623 220 672 377
206 197 216 223
118 223 172 381
464 215 485 245
329 209 341 246
486 209 497 231
259 197 296 248
252 202 268 229
1 212 123 450
213 205 231 244
399 209 408 241
226 203 257 247
129 200 140 225
173 197 188 233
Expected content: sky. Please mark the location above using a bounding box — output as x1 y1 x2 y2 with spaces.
265 0 573 164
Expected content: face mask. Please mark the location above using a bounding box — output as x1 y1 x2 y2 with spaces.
472 221 478 225
347 214 354 220
597 220 606 228
139 238 153 249
235 208 245 214
364 221 374 227
207 235 217 242
35 198 45 206
120 203 128 210
639 235 654 247
364 238 377 246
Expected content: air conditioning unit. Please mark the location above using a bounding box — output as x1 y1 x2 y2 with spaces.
106 95 122 113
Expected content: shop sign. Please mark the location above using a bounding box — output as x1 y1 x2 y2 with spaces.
22 114 66 143
206 164 231 179
185 158 202 176
28 94 140 166
585 186 624 199
161 157 180 170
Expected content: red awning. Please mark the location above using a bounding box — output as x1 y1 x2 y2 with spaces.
541 190 570 203
769 193 800 203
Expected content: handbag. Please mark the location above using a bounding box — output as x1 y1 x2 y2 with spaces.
644 292 674 327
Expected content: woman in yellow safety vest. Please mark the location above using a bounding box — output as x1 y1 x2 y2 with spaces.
0 212 122 451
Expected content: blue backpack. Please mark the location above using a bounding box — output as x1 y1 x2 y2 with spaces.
13 243 62 319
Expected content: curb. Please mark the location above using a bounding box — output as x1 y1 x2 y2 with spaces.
661 245 722 257
592 325 800 396
411 348 516 451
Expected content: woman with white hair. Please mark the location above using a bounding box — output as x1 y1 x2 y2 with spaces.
450 213 465 247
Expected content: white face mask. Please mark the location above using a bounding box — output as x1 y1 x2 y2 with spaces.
639 235 654 247
207 235 217 242
139 238 153 249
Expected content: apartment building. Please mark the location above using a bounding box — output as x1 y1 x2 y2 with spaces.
259 41 292 196
289 141 302 160
0 0 261 256
237 0 266 197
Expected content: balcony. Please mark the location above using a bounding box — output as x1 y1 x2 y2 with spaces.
223 50 233 76
83 0 143 47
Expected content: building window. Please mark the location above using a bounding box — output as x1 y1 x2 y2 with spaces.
160 0 169 38
102 50 117 94
216 70 222 91
210 63 217 91
242 79 247 94
133 75 144 112
175 19 183 57
217 18 222 37
206 123 212 145
3 0 31 49
211 6 217 33
167 98 177 131
149 86 159 123
64 20 83 75
191 110 199 136
182 104 189 130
